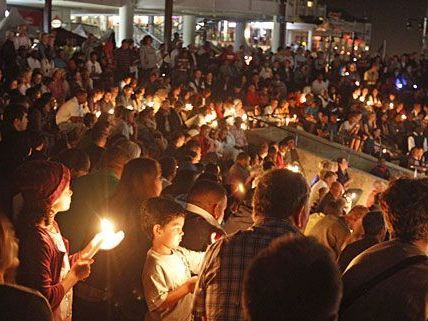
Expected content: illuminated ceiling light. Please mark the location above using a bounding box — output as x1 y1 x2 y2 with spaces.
51 17 62 29
307 1 314 8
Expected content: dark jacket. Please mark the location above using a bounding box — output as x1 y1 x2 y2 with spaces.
181 210 225 252
338 235 379 272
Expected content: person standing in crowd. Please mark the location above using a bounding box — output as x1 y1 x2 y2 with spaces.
193 169 310 321
139 35 158 82
340 178 428 321
181 179 227 251
14 161 95 321
72 158 162 321
338 211 386 272
114 40 132 82
141 197 205 321
306 204 368 260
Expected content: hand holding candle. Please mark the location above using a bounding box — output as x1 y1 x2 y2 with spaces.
84 218 125 259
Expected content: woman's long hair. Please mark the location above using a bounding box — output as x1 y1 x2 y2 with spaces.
108 158 160 216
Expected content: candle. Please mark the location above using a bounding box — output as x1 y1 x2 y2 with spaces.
85 219 124 259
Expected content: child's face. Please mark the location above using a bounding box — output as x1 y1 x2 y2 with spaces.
157 216 185 250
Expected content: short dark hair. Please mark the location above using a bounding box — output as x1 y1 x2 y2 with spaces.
362 211 385 236
187 179 226 204
236 152 250 162
3 104 27 124
159 157 177 179
54 148 90 173
253 169 309 219
380 177 428 241
243 235 342 321
322 170 337 180
140 197 185 239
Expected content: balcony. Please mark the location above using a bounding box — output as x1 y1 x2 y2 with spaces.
137 0 281 19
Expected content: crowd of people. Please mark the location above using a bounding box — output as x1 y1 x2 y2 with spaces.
0 25 427 321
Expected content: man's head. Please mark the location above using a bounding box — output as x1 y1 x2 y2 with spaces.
253 169 309 230
103 139 141 177
236 152 251 168
75 88 88 105
243 235 342 321
345 205 369 236
322 171 337 187
187 180 227 223
337 158 348 171
380 177 428 242
329 182 344 199
140 197 185 248
324 200 344 217
362 211 386 242
3 104 28 132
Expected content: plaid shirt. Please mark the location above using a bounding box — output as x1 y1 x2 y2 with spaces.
192 217 300 321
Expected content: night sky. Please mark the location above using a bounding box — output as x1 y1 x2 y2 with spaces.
326 0 428 55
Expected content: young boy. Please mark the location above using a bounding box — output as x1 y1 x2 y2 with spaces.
141 197 205 321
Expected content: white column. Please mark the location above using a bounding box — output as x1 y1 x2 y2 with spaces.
271 16 281 52
148 15 155 34
223 20 229 41
307 29 313 50
286 29 293 46
0 0 5 19
234 21 245 51
183 15 196 47
100 15 108 32
119 0 134 43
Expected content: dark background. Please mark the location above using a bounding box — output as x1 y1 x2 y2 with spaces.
327 0 428 55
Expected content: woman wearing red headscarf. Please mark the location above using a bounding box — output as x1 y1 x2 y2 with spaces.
15 161 98 321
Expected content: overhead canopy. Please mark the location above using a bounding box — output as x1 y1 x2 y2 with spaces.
0 8 29 38
72 23 101 38
52 27 87 46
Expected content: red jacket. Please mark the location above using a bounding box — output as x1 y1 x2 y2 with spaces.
17 222 79 310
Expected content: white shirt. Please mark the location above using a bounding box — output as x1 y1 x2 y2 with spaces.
27 57 42 70
85 60 102 76
13 35 32 50
56 97 90 125
143 247 204 321
185 203 224 231
45 228 72 321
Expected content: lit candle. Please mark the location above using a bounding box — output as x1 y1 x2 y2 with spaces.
85 219 124 259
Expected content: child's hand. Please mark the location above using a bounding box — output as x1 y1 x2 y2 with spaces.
70 258 93 281
186 276 199 293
